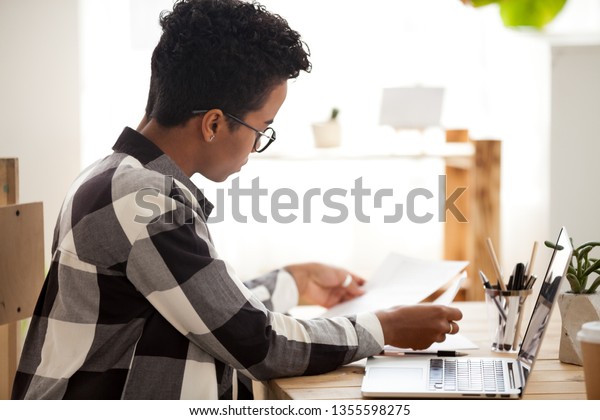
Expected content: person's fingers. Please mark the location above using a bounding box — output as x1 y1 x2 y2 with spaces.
340 274 353 288
447 307 463 321
447 321 459 335
341 274 367 298
353 275 367 287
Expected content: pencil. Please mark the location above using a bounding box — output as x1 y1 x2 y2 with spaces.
512 297 527 349
525 241 538 279
486 237 506 291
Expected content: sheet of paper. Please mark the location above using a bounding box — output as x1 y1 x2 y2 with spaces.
383 333 479 353
431 274 466 305
323 253 468 317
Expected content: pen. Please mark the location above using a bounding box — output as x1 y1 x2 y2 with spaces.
405 351 468 357
478 270 492 289
525 241 538 279
383 350 468 357
480 271 508 322
525 274 537 290
513 262 525 290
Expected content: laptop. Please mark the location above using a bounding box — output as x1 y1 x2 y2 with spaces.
361 227 573 399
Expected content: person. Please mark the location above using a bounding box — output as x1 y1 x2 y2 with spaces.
12 0 462 400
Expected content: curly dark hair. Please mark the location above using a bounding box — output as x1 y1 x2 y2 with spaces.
146 0 311 127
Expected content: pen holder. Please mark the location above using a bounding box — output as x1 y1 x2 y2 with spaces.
485 288 532 353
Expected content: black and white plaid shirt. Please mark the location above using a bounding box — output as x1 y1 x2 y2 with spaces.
12 127 383 399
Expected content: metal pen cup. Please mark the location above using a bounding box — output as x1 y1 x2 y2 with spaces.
485 288 532 352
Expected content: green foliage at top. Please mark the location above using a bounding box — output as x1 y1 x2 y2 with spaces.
469 0 567 30
545 239 600 294
471 0 499 6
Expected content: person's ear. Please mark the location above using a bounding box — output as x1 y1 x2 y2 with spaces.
197 109 225 144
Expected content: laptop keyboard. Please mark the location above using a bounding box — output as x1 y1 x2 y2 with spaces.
428 359 506 392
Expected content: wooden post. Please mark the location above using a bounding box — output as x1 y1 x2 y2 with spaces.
0 158 44 400
0 159 19 204
0 158 18 399
444 130 472 301
443 133 501 301
0 325 17 400
472 140 501 301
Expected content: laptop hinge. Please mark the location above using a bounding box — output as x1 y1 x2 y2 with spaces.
511 361 527 391
507 361 525 391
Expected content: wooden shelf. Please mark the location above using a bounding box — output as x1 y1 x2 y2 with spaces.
254 142 475 161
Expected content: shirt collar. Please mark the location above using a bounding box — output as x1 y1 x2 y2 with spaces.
112 127 214 217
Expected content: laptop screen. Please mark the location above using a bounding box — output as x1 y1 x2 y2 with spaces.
518 227 573 366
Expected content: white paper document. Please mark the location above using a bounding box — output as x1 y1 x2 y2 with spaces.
383 333 479 354
323 253 468 317
431 274 466 306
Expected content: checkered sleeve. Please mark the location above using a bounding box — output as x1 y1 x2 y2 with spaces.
243 270 299 313
125 183 383 380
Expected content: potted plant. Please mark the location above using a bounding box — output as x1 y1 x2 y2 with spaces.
545 238 600 365
312 107 341 148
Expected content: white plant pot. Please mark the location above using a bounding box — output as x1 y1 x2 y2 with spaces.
312 121 341 148
558 293 600 365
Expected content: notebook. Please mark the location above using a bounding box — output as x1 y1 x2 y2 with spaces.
361 227 573 399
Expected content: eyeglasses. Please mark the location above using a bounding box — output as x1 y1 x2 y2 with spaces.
191 110 276 153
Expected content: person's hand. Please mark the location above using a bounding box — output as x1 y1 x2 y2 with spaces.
376 305 463 350
284 262 366 308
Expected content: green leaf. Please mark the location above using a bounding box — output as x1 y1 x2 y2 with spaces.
577 254 584 278
471 0 500 7
583 258 600 277
499 0 567 29
588 276 600 294
579 245 596 262
567 273 582 293
544 240 562 250
575 242 600 252
330 108 339 120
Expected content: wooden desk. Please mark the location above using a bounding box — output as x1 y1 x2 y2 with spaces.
261 302 586 400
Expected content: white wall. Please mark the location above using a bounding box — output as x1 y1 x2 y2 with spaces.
0 0 81 264
550 43 600 243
